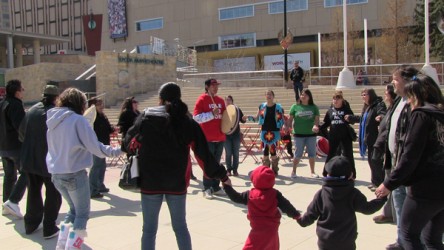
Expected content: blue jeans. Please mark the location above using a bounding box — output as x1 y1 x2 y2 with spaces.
224 132 241 172
89 155 107 195
392 185 407 245
141 194 191 250
52 170 90 230
1 156 27 203
294 136 316 158
203 142 224 192
293 81 303 102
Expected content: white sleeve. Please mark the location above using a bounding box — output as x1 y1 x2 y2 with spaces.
193 111 214 124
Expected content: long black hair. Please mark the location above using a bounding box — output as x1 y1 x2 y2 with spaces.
405 73 444 110
361 88 377 113
158 82 190 146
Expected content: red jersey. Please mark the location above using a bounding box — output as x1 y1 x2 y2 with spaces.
193 93 226 142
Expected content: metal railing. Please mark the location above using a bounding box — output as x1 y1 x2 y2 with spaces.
307 62 444 86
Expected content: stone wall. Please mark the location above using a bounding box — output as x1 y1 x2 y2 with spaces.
95 51 176 106
22 54 95 66
6 63 91 104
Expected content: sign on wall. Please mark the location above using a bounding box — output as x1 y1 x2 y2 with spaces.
213 57 256 72
264 52 311 71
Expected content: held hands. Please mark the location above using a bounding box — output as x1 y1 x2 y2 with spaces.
375 183 390 198
344 115 350 122
312 125 319 133
375 115 382 122
222 177 232 186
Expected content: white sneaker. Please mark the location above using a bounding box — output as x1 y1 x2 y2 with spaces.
2 206 10 216
65 229 86 250
291 172 298 178
213 189 226 196
3 200 23 219
55 222 72 250
311 173 320 178
203 189 213 200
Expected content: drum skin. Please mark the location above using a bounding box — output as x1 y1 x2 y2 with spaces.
221 104 239 135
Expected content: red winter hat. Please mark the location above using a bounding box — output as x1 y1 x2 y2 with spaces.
250 165 275 190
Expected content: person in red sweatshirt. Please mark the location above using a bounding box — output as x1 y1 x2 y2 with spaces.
223 166 301 250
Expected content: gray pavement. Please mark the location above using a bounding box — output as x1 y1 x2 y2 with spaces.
1 153 398 250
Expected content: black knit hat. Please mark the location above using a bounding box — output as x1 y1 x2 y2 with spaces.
159 82 181 102
325 156 352 179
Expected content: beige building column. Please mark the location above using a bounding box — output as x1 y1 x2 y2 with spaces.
33 39 41 64
15 42 23 67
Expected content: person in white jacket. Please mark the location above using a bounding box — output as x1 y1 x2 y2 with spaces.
46 88 123 250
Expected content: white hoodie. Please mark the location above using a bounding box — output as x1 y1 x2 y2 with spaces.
46 107 122 174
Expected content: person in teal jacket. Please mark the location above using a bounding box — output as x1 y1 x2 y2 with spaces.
254 90 284 175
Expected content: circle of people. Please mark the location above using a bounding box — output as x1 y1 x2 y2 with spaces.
1 64 443 250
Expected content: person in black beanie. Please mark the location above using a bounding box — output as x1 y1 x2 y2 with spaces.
19 85 62 238
297 156 387 250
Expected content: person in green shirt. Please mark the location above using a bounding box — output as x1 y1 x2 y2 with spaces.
286 89 320 178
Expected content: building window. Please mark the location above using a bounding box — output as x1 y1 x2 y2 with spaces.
137 44 152 54
136 17 163 32
219 5 254 21
219 33 256 50
269 0 308 14
325 0 368 7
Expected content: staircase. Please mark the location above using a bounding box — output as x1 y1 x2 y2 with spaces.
105 85 387 125
104 85 388 152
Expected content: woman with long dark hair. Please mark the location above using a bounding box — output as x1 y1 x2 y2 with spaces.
117 96 140 139
345 88 386 190
286 89 320 178
376 73 444 250
124 82 229 250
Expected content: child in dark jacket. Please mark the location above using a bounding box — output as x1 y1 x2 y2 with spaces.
297 156 387 250
223 165 301 250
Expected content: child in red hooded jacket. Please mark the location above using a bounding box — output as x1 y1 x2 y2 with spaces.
223 165 301 250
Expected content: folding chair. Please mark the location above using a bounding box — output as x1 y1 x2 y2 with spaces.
240 126 260 163
108 131 126 167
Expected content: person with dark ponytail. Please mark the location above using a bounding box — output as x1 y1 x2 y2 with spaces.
376 73 444 250
124 82 230 250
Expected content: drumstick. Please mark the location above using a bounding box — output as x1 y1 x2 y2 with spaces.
208 91 218 116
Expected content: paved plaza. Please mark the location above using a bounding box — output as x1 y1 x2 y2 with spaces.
1 153 398 250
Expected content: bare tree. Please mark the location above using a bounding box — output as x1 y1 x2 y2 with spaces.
378 0 417 64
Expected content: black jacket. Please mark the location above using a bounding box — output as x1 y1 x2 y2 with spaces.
18 102 52 176
93 112 113 145
372 104 395 170
298 179 386 250
320 103 354 141
117 109 140 137
124 106 227 195
290 67 304 83
0 96 25 154
384 104 444 201
348 96 386 148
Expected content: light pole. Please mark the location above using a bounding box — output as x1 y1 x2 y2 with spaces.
421 0 440 84
284 0 288 81
336 0 355 89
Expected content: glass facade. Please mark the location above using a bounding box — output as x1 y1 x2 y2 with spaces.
219 5 254 20
269 0 308 14
219 33 256 50
325 0 368 7
136 18 163 31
